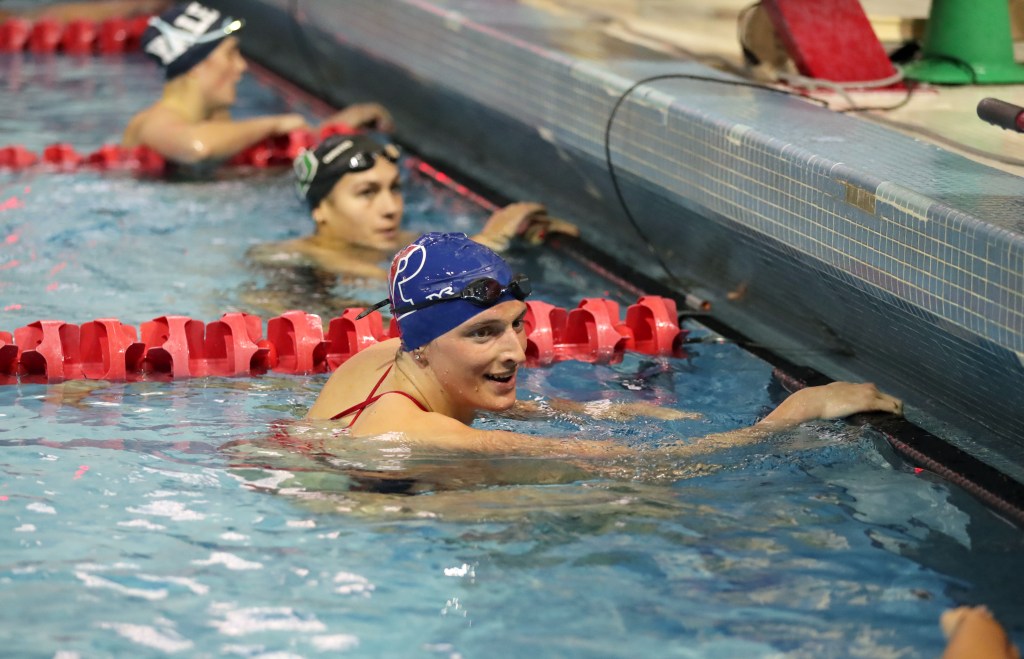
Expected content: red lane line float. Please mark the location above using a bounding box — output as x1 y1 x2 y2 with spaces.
524 300 566 367
325 308 390 370
205 312 266 377
0 15 149 54
563 298 629 364
14 320 83 383
267 310 329 375
0 145 39 169
61 18 98 55
0 125 351 174
28 18 63 53
623 296 687 358
80 318 140 380
0 18 31 52
0 331 19 385
42 143 82 169
0 298 687 384
82 144 166 173
99 15 148 53
138 315 206 379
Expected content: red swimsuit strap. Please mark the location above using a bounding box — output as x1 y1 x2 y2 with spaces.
329 365 428 428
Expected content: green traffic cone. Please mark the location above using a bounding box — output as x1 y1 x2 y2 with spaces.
903 0 1024 84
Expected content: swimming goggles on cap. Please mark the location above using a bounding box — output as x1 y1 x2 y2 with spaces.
357 273 532 319
146 14 243 65
338 143 401 174
295 142 400 200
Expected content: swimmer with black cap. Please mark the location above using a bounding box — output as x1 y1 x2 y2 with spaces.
122 1 393 166
250 134 579 277
306 232 903 456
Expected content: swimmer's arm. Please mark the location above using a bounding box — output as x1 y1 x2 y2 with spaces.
511 398 699 422
508 383 900 458
131 111 308 164
406 417 634 459
941 606 1020 659
665 382 903 459
342 381 900 459
321 103 395 133
351 399 631 458
472 202 580 252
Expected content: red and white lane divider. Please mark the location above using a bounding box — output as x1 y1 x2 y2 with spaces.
0 124 359 173
0 296 687 384
0 15 150 55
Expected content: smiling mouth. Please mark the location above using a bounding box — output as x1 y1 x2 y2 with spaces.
485 371 515 384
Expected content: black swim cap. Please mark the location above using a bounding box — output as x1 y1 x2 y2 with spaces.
293 134 400 211
141 2 243 80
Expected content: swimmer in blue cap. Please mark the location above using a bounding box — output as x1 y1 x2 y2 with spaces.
122 2 393 165
307 232 902 456
250 134 579 278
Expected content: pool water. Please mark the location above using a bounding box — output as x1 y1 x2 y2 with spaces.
1 54 1021 658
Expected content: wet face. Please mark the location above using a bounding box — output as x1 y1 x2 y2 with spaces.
194 37 246 110
313 158 404 251
422 300 528 414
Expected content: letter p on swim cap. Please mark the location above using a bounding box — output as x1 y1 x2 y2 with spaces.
387 233 516 351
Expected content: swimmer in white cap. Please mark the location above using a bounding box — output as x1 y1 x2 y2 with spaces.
122 2 392 166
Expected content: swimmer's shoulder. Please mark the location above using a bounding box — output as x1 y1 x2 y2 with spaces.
308 339 401 420
288 241 390 279
327 339 400 381
121 102 188 149
121 107 151 148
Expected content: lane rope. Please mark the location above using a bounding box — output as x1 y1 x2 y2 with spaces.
0 296 688 384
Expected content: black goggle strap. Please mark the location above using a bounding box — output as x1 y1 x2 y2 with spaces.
506 274 531 300
355 298 391 320
356 274 530 320
390 274 530 316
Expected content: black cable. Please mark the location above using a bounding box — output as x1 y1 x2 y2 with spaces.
603 73 828 290
838 78 918 113
921 53 980 85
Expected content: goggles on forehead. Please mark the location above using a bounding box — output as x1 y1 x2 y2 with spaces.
294 143 401 199
357 273 532 319
340 143 401 173
148 14 242 49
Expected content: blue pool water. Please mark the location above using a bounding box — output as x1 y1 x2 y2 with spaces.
1 54 1022 657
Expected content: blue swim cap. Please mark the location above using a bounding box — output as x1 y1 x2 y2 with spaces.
141 2 243 80
388 233 516 351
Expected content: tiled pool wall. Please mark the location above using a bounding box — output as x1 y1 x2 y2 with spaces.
213 0 1024 480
